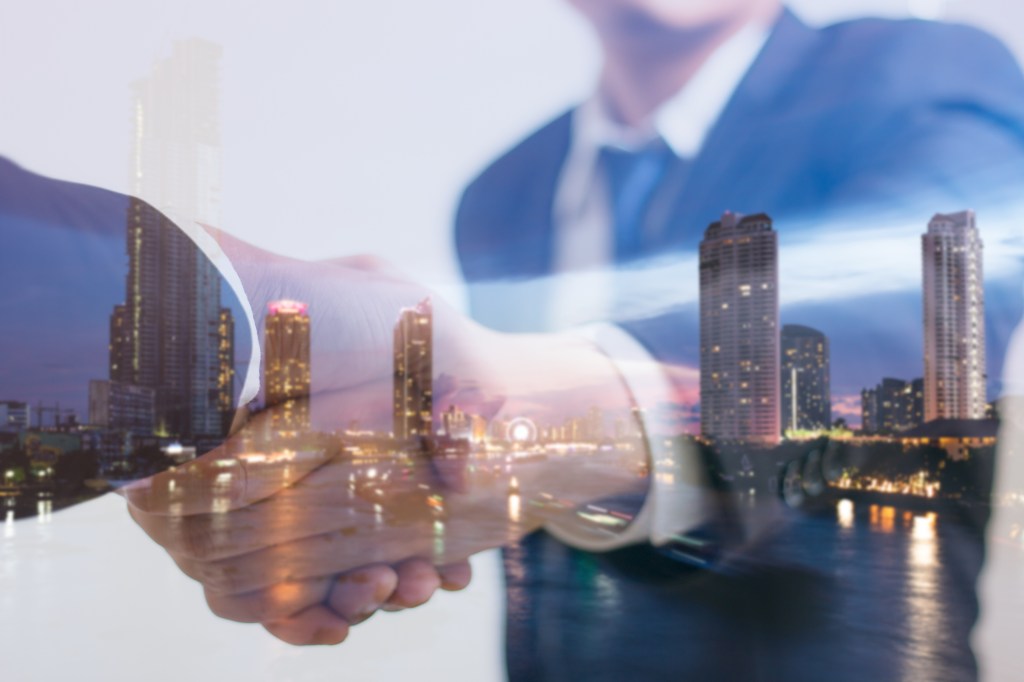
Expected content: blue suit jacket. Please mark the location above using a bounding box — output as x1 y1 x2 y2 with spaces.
455 10 1024 681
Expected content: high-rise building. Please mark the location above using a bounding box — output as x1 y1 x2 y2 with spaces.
88 380 156 434
107 39 228 439
861 377 924 434
217 307 235 433
699 212 780 443
861 387 879 434
264 301 312 433
780 324 831 434
393 298 433 440
922 211 987 421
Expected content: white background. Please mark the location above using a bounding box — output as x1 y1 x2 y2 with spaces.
2 1 1023 680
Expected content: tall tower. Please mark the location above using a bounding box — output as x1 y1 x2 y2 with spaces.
922 211 986 421
780 324 831 434
393 298 433 439
217 307 236 433
699 212 780 443
263 301 311 433
110 39 227 438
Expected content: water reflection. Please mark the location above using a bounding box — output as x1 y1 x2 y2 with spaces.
837 498 854 530
903 510 945 680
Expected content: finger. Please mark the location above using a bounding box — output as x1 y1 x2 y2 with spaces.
438 560 473 591
327 564 398 623
126 454 415 563
382 558 441 610
262 605 350 646
128 451 454 565
203 577 333 624
187 525 433 595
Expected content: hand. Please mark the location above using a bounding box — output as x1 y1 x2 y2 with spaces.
124 235 646 641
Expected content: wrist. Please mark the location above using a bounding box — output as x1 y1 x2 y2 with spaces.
467 328 647 533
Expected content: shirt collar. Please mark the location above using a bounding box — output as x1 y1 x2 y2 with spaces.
572 20 772 160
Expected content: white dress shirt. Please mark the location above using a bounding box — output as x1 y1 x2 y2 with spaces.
543 22 771 551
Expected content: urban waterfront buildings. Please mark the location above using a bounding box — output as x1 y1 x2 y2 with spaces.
264 301 312 432
922 211 987 421
699 212 780 443
780 324 831 433
105 39 230 439
393 298 434 440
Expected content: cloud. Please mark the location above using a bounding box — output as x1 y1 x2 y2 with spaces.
831 393 863 428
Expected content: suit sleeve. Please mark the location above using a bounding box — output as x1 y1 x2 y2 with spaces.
0 158 253 518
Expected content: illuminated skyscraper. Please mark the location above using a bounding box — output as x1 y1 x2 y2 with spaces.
393 298 433 439
922 211 987 421
264 301 311 432
217 307 235 433
780 324 831 433
108 39 228 438
699 212 780 443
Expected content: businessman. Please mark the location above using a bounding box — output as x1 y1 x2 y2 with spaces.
454 1 1024 680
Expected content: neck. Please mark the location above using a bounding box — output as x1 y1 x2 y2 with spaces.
597 7 779 126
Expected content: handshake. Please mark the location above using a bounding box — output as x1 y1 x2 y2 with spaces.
121 232 649 645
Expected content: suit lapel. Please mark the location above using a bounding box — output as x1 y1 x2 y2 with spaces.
655 9 822 250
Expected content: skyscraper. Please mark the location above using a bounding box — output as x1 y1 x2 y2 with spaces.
88 380 156 434
922 211 987 421
780 324 831 434
263 301 311 433
217 307 235 433
107 39 228 439
699 212 780 443
393 298 433 440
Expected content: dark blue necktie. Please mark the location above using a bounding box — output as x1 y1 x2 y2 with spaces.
600 142 676 262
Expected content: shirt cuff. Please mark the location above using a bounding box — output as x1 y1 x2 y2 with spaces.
544 323 710 551
179 220 261 407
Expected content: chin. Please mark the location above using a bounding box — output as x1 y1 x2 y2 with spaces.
569 0 755 31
